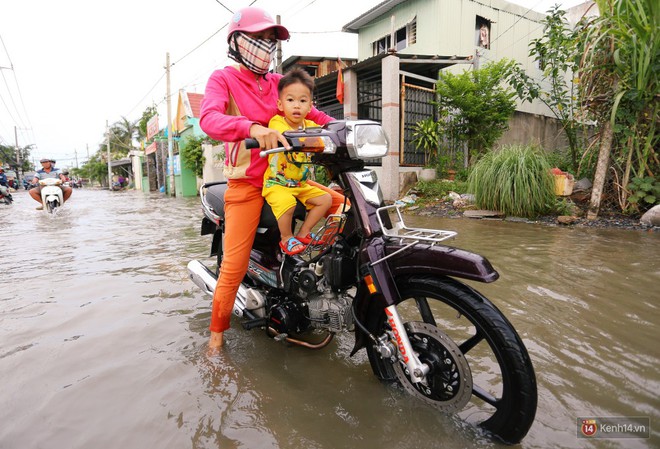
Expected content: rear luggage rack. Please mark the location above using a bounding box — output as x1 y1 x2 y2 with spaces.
373 205 457 264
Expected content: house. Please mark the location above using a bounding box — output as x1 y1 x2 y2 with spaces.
133 90 204 196
282 56 358 119
304 0 568 200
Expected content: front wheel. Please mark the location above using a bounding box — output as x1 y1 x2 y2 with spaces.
46 200 59 213
366 275 537 444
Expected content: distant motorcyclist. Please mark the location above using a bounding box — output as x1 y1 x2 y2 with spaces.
0 167 11 199
29 158 73 210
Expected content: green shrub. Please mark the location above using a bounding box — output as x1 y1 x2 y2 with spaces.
415 179 467 198
627 176 659 212
180 135 222 178
467 145 555 218
554 197 578 216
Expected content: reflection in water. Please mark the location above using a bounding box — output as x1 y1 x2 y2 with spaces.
0 189 657 449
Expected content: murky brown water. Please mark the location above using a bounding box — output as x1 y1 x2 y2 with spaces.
1 188 658 449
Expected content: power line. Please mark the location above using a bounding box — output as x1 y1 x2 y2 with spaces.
213 0 234 14
490 0 545 45
0 33 37 149
123 72 166 118
172 24 229 67
119 0 252 122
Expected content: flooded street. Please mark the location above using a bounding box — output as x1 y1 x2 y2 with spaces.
1 187 658 449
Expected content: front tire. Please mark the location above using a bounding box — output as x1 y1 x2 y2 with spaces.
366 275 537 444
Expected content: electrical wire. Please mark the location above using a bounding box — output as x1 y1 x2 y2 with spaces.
213 0 234 14
0 33 37 149
490 0 545 45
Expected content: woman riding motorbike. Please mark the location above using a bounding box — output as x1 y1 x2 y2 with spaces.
199 6 345 350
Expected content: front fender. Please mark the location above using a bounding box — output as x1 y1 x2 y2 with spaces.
383 242 498 283
350 243 498 356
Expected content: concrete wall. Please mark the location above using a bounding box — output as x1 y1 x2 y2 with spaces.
497 111 569 151
202 143 226 185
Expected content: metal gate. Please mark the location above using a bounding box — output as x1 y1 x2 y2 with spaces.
401 81 436 166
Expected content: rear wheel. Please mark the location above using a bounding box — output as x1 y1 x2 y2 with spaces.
366 275 537 444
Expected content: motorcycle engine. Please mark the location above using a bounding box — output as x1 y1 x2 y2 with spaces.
305 292 354 333
270 239 357 335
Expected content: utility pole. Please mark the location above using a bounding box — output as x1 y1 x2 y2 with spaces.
14 126 20 167
165 52 175 197
106 120 112 189
75 149 79 169
276 15 283 73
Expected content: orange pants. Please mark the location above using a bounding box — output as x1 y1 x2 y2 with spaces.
210 179 348 333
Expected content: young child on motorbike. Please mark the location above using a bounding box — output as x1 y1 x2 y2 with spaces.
263 68 332 256
199 6 346 349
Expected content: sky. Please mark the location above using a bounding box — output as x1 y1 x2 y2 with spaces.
0 0 585 169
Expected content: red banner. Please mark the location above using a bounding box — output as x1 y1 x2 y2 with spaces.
145 141 157 155
146 115 159 141
336 60 344 104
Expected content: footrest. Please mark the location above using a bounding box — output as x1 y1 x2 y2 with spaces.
241 317 267 330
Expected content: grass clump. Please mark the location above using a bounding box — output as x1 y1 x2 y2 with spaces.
467 145 555 218
415 180 467 197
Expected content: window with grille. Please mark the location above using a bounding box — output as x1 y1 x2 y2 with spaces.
372 18 417 55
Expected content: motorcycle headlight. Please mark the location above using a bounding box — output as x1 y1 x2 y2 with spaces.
346 121 389 159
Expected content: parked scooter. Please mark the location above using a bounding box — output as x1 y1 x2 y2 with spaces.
187 120 537 444
38 178 64 213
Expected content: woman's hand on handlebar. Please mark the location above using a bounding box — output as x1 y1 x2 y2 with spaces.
249 124 290 150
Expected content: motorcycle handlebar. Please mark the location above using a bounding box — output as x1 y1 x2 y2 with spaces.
244 138 291 158
245 138 259 149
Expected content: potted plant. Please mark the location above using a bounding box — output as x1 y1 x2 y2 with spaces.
412 117 440 181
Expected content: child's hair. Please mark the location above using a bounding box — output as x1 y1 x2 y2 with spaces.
278 67 315 96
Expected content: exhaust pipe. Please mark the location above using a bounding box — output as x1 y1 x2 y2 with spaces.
186 260 248 317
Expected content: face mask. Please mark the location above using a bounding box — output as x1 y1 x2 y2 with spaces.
229 32 276 75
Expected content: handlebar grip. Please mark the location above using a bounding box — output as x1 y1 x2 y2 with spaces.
245 138 260 149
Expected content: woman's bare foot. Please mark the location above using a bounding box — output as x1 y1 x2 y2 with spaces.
207 331 224 356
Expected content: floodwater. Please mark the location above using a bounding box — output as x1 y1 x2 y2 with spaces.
1 187 658 449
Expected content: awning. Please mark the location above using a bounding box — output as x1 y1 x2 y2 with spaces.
110 158 132 167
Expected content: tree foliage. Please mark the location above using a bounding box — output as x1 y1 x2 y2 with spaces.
137 105 158 141
77 153 110 186
179 135 222 178
100 116 139 160
507 6 583 171
0 144 34 173
435 60 517 160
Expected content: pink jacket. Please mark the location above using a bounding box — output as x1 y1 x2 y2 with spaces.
200 66 333 187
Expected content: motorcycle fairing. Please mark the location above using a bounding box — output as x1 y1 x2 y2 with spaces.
384 242 499 283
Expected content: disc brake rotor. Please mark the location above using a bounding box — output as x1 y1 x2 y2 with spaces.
392 321 473 412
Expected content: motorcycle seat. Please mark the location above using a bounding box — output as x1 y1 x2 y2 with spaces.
206 183 307 229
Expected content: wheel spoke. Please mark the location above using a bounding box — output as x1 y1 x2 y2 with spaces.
459 331 484 354
414 296 437 326
472 384 500 408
